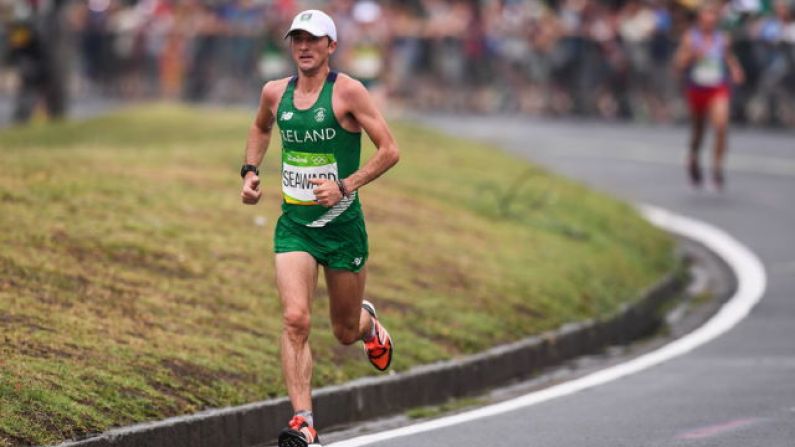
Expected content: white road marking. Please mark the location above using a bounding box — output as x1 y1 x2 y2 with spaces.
328 205 767 447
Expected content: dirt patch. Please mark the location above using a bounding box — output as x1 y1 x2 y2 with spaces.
160 358 252 386
0 432 36 447
0 256 90 301
0 392 79 444
107 245 197 279
50 230 198 279
0 190 27 204
365 294 416 315
11 339 76 360
362 193 427 226
439 262 472 290
406 258 471 291
0 314 54 333
218 320 266 338
511 302 545 319
408 321 462 355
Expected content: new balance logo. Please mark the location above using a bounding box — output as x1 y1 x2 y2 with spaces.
281 111 293 121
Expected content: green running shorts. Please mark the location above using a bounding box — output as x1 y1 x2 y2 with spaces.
274 214 369 272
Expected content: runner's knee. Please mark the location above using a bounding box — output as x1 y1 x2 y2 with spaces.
332 321 360 345
283 308 311 341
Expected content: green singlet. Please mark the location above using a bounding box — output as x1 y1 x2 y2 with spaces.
274 71 368 272
277 71 362 227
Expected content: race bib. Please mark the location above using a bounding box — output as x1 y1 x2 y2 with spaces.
282 150 338 205
692 57 723 87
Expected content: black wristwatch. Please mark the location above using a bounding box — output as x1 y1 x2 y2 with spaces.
240 164 259 178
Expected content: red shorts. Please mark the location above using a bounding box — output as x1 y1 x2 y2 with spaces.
687 85 729 117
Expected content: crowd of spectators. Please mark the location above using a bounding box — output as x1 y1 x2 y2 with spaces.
2 0 795 125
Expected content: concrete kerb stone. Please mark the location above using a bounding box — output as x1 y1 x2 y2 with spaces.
52 259 685 447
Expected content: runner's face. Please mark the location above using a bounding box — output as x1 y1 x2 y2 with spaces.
698 8 718 31
290 31 336 74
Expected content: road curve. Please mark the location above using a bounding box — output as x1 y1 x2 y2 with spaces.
336 117 795 446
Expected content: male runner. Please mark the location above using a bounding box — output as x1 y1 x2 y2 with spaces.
674 2 744 190
239 10 399 447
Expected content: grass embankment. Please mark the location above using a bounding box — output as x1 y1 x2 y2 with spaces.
0 105 674 446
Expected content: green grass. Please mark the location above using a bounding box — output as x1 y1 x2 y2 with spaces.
0 104 675 446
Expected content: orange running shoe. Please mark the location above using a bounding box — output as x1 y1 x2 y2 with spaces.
278 415 321 447
361 300 393 371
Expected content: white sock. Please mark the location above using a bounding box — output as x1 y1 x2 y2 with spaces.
295 410 314 427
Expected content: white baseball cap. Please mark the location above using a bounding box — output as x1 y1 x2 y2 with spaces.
284 10 338 42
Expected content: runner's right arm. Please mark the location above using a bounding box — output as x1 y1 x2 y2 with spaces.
241 81 281 205
673 32 694 76
722 34 745 85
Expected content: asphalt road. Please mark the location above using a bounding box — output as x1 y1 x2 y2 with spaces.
358 117 795 446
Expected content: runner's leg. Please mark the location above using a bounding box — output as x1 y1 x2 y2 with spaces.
325 267 371 345
276 252 319 413
710 93 730 188
688 111 706 186
687 88 708 187
690 113 706 154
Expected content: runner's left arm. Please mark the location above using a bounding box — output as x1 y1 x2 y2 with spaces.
341 81 400 193
311 78 399 207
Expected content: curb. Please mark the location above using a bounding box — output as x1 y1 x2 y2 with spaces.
55 266 685 447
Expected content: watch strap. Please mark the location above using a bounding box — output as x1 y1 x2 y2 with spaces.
240 164 259 178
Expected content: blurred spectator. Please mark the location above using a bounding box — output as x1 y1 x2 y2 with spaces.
619 0 656 117
2 0 795 126
746 0 795 123
4 0 69 123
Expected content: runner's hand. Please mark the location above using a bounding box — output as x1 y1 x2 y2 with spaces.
730 65 745 85
241 173 262 205
309 178 342 207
